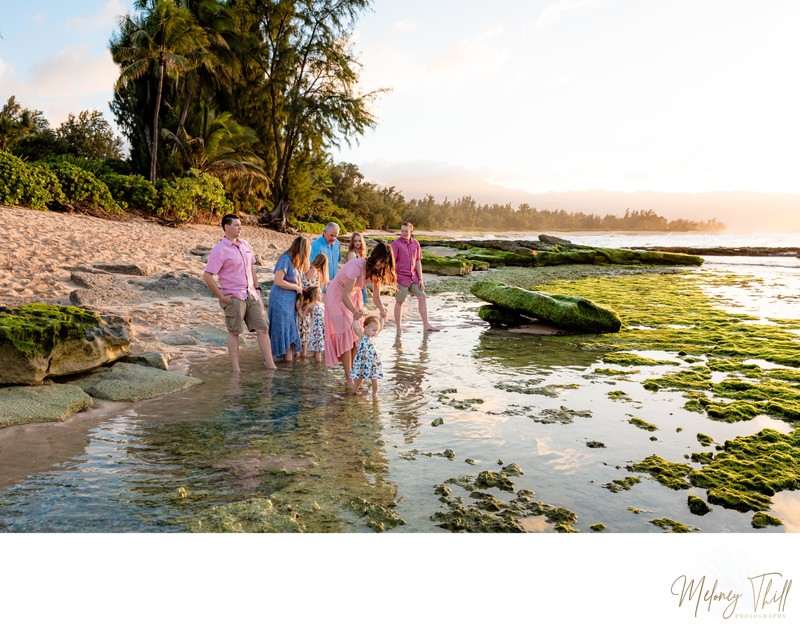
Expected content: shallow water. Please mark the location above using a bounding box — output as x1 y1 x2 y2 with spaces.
1 236 798 533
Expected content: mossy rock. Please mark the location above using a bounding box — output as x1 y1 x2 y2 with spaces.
471 280 622 333
188 497 304 533
751 512 782 529
630 455 692 489
688 428 800 512
0 383 94 428
421 253 473 276
476 305 533 328
687 495 711 515
532 247 703 267
71 362 202 402
0 304 132 385
0 303 101 357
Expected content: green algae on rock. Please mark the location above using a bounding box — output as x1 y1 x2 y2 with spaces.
0 303 132 385
630 455 692 489
687 495 711 515
421 253 474 276
0 303 101 356
650 518 697 533
349 497 406 532
589 523 606 532
697 433 714 446
690 429 800 512
471 280 622 333
604 352 680 367
188 497 305 533
602 476 641 493
628 417 658 432
532 247 703 268
751 512 783 529
432 483 578 533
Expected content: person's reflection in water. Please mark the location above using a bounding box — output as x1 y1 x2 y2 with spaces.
388 330 430 443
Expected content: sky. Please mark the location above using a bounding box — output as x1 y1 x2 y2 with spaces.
1 0 799 199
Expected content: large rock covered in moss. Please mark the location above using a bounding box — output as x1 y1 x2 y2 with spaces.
471 281 622 333
421 253 473 276
0 303 132 385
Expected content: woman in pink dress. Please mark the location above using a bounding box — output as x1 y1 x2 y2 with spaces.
324 242 396 386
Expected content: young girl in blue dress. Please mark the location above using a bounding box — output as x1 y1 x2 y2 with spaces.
350 314 384 396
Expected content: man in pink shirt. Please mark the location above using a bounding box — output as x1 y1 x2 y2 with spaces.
203 214 277 371
390 222 440 333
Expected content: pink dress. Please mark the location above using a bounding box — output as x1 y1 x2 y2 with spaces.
324 258 367 366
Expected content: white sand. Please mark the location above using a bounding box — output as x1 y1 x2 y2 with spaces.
1 204 297 369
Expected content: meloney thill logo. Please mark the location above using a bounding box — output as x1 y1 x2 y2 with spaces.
671 572 791 620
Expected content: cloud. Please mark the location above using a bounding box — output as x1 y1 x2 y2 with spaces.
65 0 127 33
425 27 510 87
391 19 416 33
1 45 118 126
534 0 605 31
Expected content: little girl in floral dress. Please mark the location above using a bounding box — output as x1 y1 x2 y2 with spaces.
350 315 384 396
298 286 325 361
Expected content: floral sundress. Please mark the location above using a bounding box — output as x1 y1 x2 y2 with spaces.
349 336 383 380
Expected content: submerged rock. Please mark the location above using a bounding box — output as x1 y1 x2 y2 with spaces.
71 361 202 402
0 383 93 428
471 280 622 333
189 497 304 533
0 303 132 385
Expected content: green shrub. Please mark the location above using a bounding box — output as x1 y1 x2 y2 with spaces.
44 160 124 215
294 220 326 234
28 163 67 209
156 170 233 223
100 172 158 213
0 150 60 209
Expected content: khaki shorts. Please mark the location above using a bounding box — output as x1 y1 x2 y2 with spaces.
395 282 424 303
220 294 268 334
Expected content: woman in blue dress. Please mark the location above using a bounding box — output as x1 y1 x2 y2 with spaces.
268 236 310 361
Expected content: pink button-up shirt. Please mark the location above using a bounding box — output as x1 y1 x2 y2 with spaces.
204 237 257 300
391 236 421 287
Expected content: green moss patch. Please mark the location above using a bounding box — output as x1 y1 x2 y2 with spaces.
602 476 641 493
689 429 800 512
432 482 578 533
628 417 658 432
751 512 783 529
650 518 697 532
688 495 711 515
531 272 800 425
630 455 692 489
604 352 680 367
0 303 101 357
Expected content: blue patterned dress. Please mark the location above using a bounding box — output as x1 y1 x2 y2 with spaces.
268 253 301 358
349 337 383 380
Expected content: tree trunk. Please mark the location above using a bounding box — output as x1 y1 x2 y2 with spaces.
151 62 165 184
264 197 290 231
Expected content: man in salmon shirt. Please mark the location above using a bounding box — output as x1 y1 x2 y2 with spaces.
203 214 277 371
390 221 440 334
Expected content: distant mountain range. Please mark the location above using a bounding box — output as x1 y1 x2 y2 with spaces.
385 177 800 232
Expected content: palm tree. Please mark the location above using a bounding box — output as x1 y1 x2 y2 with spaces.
113 1 208 183
162 109 267 184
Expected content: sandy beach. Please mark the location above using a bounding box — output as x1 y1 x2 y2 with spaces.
1 205 297 372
